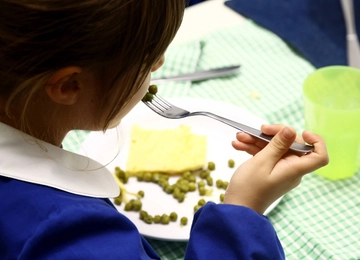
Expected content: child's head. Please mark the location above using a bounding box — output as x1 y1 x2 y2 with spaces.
0 0 184 138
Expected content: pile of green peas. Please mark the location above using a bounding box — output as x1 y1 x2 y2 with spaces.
113 154 237 225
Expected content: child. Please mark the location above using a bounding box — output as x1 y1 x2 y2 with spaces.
0 0 328 259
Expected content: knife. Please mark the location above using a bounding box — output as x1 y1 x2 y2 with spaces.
150 65 240 84
340 0 360 68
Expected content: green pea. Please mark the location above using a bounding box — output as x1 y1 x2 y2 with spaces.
154 215 161 223
139 210 148 220
194 204 201 212
132 200 142 211
142 92 154 102
197 180 205 187
151 173 160 183
198 186 206 196
188 175 196 183
136 172 144 181
178 182 189 193
177 179 188 185
180 217 188 226
164 184 175 194
115 167 129 183
188 182 196 192
220 193 225 202
124 201 133 211
158 179 168 188
161 214 170 224
216 179 223 188
206 176 213 186
115 167 124 177
222 181 229 190
228 159 235 168
170 212 178 222
199 169 210 179
177 192 185 202
144 215 153 224
137 190 145 198
198 199 206 206
148 84 158 95
160 174 169 181
143 172 152 182
173 187 181 198
208 162 215 171
113 197 122 206
182 171 191 179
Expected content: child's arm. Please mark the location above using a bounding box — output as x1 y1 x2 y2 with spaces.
186 203 285 259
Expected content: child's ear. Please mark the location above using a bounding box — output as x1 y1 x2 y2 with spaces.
45 66 83 105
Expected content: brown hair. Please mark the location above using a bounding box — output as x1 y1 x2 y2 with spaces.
0 0 184 132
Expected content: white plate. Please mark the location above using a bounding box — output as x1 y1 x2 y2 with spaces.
80 98 283 241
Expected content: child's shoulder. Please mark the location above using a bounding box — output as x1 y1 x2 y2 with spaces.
0 177 155 259
0 176 115 217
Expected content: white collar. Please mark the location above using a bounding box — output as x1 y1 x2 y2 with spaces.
0 122 119 198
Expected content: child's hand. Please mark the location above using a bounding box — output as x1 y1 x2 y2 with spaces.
224 124 329 214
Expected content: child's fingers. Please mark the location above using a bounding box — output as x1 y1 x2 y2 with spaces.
233 126 320 161
274 131 329 179
235 132 257 143
302 130 328 159
302 130 326 153
233 132 268 148
231 140 262 155
297 131 329 170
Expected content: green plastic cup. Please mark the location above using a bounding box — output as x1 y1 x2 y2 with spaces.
303 66 360 180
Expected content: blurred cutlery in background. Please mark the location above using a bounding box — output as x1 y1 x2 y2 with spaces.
151 65 240 84
341 0 360 68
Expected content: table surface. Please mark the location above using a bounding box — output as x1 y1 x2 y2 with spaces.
64 1 360 259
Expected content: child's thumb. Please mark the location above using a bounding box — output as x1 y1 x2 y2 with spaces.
258 126 296 166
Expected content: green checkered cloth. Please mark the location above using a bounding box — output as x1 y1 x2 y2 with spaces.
63 20 360 260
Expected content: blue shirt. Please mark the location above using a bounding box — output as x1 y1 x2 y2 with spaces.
0 177 284 259
0 122 285 259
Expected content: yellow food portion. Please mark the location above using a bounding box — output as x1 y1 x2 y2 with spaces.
126 125 207 174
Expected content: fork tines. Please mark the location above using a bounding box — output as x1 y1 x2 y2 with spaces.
144 94 170 113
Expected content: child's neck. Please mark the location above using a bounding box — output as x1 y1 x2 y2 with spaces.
0 114 67 148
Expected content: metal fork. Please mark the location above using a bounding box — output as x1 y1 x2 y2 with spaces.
142 95 314 153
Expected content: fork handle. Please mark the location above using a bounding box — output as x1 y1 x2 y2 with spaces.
191 112 314 153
